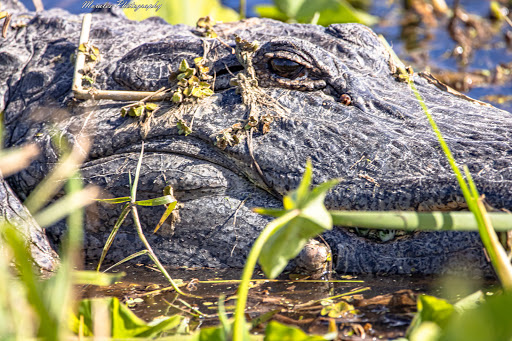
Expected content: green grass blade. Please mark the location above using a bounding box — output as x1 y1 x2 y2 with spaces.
252 207 286 217
95 197 131 204
2 224 58 338
102 250 150 273
131 202 196 297
134 195 176 206
24 138 90 213
233 209 301 341
0 143 39 177
408 83 473 202
406 72 512 290
72 270 125 286
131 142 144 200
153 201 178 233
463 166 480 199
47 170 85 338
34 185 99 228
475 198 512 289
144 246 194 297
96 203 131 271
0 110 3 150
382 31 512 289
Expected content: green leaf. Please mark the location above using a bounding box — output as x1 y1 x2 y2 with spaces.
302 179 339 230
406 295 455 338
177 120 192 136
134 195 176 206
286 160 313 209
145 102 158 111
191 86 214 98
72 297 182 337
129 105 144 117
96 203 131 271
197 326 226 341
453 290 485 314
184 68 195 78
123 0 239 26
218 295 232 340
179 59 190 72
490 1 507 21
136 314 182 337
440 291 512 341
252 207 286 217
101 250 149 273
183 86 193 97
409 321 442 341
401 56 512 289
82 75 94 85
259 216 327 279
189 75 199 85
153 201 178 233
264 320 327 341
320 301 356 318
172 91 183 103
258 161 338 279
250 309 280 329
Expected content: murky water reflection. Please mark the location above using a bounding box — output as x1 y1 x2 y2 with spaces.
80 264 497 339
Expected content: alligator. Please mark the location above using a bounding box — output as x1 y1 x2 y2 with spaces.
1 1 512 275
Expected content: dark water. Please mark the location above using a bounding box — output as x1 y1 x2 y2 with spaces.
80 264 497 338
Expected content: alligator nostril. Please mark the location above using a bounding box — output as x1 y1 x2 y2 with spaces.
215 64 245 77
340 94 352 105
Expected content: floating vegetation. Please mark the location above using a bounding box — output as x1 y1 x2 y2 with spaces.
78 42 100 62
215 122 245 150
215 36 285 150
196 16 218 38
169 57 215 136
170 58 214 104
77 42 101 88
176 119 192 136
120 102 158 118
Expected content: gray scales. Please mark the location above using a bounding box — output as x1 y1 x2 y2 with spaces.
1 1 511 275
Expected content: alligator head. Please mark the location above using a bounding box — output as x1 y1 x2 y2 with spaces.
2 4 512 274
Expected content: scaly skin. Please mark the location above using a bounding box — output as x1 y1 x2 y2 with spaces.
1 2 511 274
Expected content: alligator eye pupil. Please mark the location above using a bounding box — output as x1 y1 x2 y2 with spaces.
269 58 305 79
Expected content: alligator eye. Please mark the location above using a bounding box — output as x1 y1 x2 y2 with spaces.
269 58 306 79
